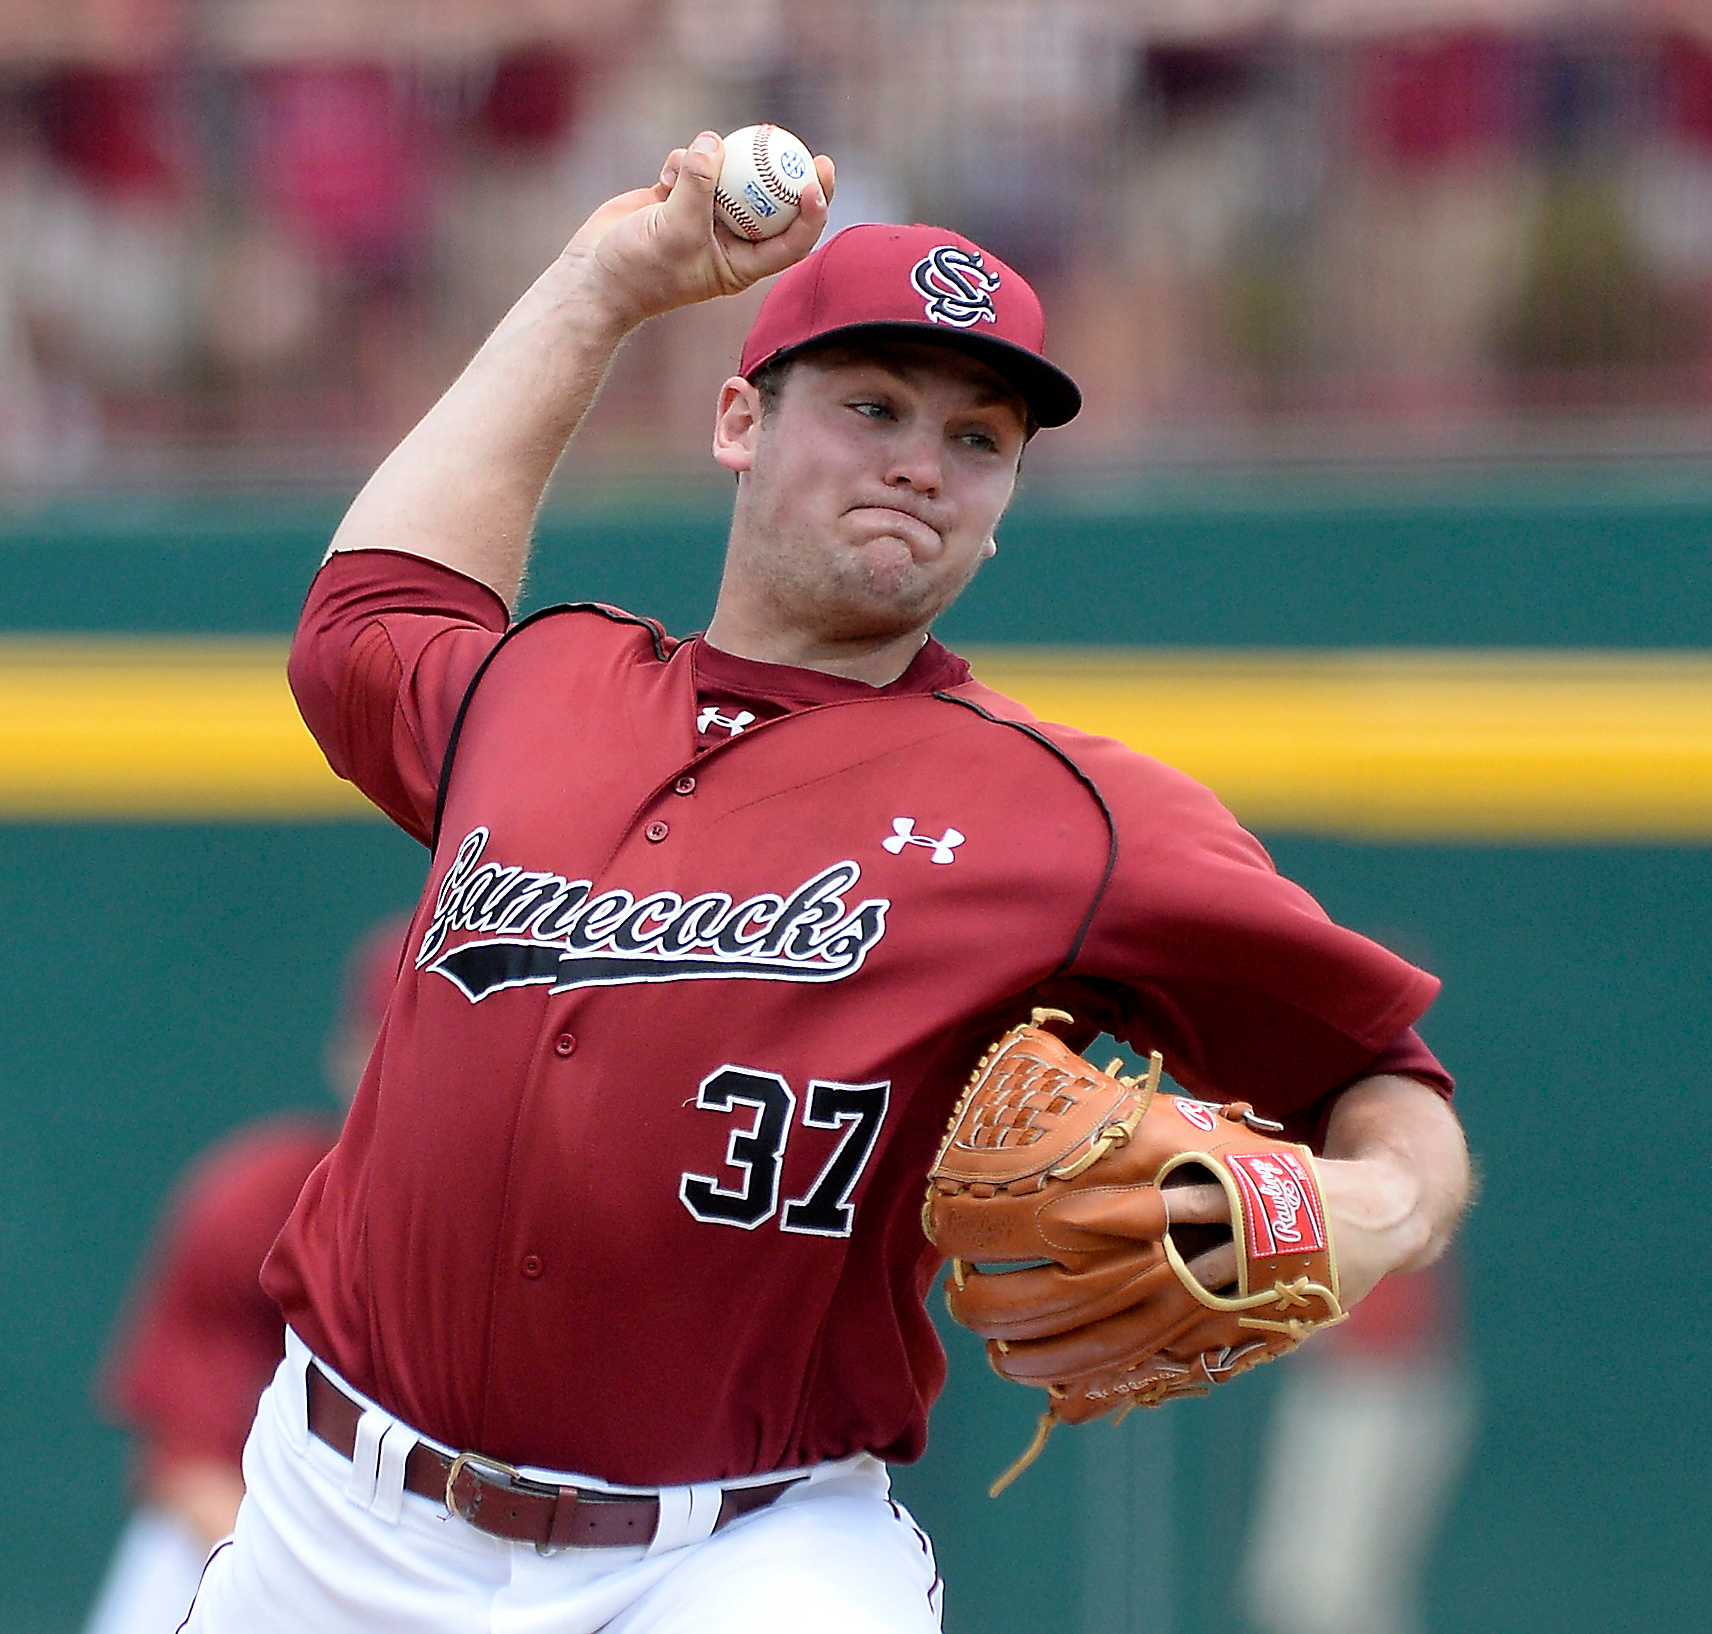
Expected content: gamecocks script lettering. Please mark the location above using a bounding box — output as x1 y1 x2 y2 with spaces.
418 828 890 1000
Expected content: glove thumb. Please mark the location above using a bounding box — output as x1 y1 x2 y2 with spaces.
1038 1186 1169 1248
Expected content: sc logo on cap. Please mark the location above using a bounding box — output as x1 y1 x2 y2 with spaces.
911 246 1001 328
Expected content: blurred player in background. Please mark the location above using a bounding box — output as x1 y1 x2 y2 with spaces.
1242 1257 1477 1634
81 919 407 1634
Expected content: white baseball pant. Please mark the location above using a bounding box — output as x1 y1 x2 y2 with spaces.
181 1332 944 1634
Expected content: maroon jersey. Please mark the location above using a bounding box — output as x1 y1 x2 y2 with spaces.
268 549 1445 1486
103 1118 337 1486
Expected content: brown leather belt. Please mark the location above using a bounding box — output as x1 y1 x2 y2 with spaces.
306 1363 800 1553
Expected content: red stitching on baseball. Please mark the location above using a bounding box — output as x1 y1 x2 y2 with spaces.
751 125 804 208
714 186 766 241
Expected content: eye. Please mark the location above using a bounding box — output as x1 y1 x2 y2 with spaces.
849 399 894 421
954 421 1012 455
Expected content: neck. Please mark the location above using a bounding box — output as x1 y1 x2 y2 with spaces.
700 613 930 687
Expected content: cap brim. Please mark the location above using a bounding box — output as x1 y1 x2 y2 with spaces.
748 321 1082 430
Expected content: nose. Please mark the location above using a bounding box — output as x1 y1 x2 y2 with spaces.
884 423 942 496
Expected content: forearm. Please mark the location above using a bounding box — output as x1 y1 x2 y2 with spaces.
326 131 833 610
1316 1073 1472 1302
328 250 634 607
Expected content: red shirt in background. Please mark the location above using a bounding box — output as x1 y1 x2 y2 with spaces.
103 1117 337 1489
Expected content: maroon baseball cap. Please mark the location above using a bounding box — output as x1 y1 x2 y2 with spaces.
740 223 1082 428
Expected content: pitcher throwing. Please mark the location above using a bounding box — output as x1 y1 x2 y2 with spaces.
182 132 1470 1634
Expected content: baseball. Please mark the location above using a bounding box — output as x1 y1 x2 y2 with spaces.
714 123 814 241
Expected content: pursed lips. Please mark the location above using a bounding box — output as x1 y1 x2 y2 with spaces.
844 501 944 537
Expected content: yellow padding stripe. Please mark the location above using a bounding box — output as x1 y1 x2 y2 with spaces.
2 640 1710 836
0 639 369 820
966 648 1712 840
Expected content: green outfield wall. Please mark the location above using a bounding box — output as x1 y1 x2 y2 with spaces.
1 471 1707 1634
5 463 1712 645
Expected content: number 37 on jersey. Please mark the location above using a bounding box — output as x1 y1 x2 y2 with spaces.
679 1065 891 1239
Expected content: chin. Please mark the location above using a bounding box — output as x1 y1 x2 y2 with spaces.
852 533 930 574
833 591 942 644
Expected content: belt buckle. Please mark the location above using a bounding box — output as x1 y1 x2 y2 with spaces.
444 1449 565 1553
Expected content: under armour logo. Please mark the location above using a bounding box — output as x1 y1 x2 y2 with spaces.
882 816 964 864
697 706 756 737
910 246 1001 329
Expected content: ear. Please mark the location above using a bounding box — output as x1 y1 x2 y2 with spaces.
713 376 763 474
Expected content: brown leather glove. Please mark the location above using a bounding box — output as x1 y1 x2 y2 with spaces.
924 1008 1344 1493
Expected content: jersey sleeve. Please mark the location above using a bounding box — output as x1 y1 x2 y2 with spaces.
288 549 511 845
1053 731 1445 1122
1362 1025 1453 1096
101 1121 336 1471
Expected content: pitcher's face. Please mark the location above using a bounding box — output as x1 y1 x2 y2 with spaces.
713 341 1028 644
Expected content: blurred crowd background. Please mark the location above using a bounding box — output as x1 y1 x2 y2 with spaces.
6 0 1712 484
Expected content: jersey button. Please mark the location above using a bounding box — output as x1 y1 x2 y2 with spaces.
645 820 670 842
521 1254 544 1279
553 1033 577 1057
673 776 696 796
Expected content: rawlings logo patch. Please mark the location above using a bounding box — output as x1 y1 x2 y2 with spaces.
1227 1150 1325 1257
910 245 1001 328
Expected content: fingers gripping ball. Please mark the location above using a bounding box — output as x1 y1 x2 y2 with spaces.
923 1009 1345 1494
715 124 814 241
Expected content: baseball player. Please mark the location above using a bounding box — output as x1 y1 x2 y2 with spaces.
183 133 1470 1633
83 921 405 1634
